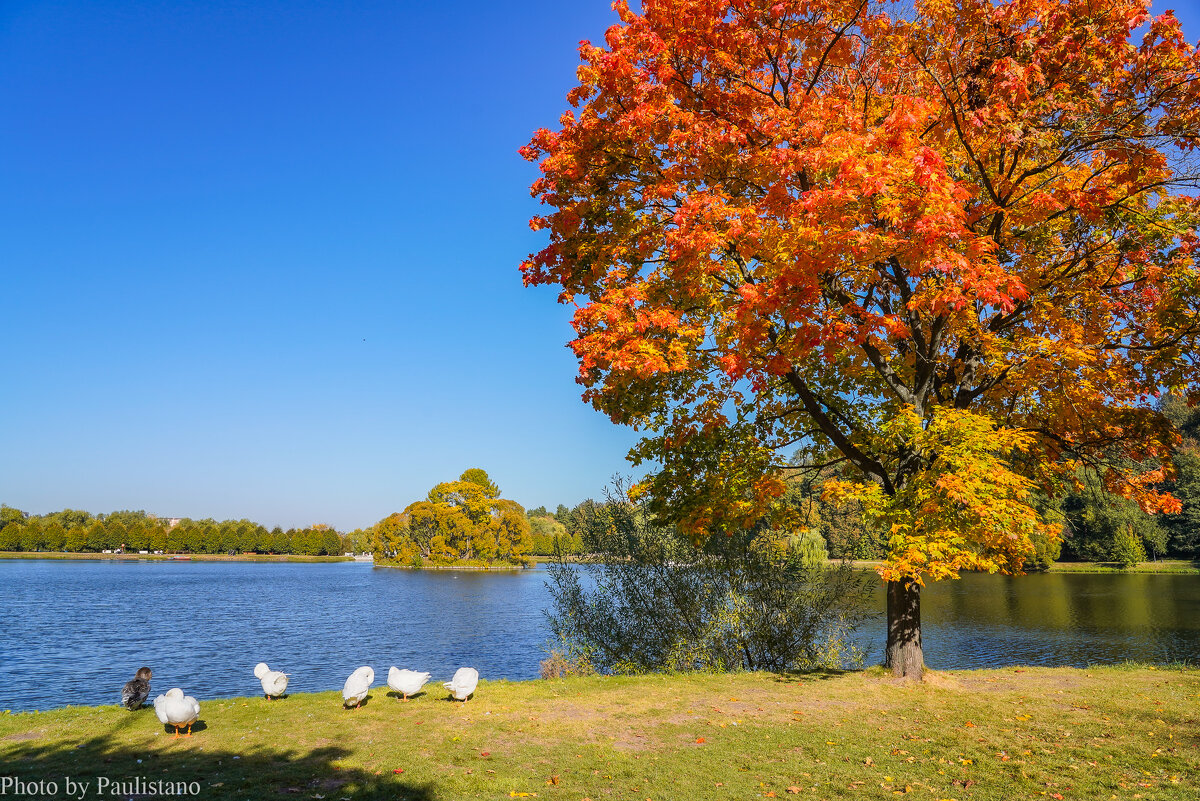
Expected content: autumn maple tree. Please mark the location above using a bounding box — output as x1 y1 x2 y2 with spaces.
522 0 1200 677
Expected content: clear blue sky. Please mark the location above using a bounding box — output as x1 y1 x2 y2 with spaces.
0 0 636 530
2 1 1198 531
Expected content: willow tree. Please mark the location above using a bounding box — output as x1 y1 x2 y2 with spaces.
522 0 1200 676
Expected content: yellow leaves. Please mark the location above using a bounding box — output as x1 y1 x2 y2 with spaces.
828 406 1053 585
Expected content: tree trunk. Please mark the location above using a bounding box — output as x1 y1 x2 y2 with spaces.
885 579 924 679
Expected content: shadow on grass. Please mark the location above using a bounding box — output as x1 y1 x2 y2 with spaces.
344 692 375 709
1 732 437 801
770 668 857 683
158 718 208 736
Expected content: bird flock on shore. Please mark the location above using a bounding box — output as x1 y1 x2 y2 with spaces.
120 662 479 736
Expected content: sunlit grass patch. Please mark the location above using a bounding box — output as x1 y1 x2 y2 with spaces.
1 666 1196 800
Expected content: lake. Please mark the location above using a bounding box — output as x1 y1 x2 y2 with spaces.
0 560 1197 712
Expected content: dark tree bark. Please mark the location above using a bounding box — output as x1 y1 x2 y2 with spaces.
885 579 924 679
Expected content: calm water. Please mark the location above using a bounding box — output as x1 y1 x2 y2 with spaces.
0 560 1197 711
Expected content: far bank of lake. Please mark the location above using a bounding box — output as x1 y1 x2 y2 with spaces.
0 550 352 563
0 559 1196 712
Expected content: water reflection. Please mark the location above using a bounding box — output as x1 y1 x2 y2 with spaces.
0 560 1196 712
889 572 1200 670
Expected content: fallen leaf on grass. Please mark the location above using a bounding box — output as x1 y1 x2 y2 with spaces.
482 751 491 757
508 793 538 798
787 788 801 794
392 769 404 774
546 776 559 786
696 737 706 744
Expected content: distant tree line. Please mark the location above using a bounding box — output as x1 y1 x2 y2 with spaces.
524 504 588 556
0 507 349 556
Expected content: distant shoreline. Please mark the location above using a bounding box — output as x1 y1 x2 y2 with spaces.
0 551 353 563
838 558 1200 575
373 560 533 571
2 552 1194 573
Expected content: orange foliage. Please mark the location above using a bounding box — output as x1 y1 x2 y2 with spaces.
523 0 1200 583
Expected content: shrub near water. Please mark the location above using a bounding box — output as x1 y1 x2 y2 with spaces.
545 489 874 674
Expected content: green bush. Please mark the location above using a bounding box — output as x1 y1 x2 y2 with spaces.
1112 524 1147 569
544 486 874 674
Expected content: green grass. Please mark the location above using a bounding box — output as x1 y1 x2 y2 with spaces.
0 551 351 563
1045 560 1199 574
2 667 1196 800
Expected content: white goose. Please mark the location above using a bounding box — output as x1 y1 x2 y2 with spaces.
443 667 479 702
387 667 431 701
254 662 289 700
153 688 200 737
342 666 374 709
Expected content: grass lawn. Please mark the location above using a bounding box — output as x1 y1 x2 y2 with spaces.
1 667 1196 800
1045 560 1199 574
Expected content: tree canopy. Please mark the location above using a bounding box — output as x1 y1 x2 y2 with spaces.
0 507 346 556
523 0 1200 676
371 469 533 565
